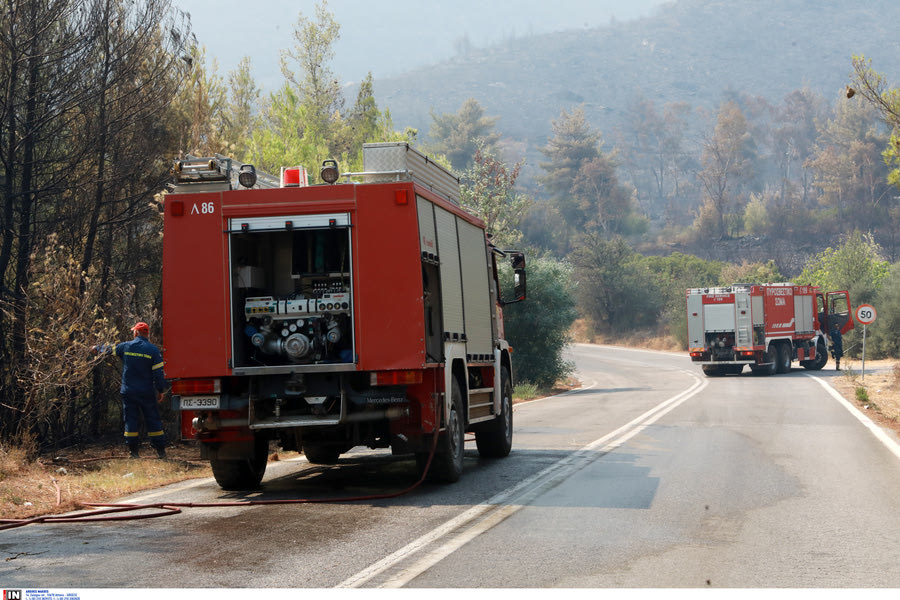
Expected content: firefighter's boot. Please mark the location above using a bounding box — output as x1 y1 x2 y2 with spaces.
128 442 140 458
154 444 167 459
836 358 841 370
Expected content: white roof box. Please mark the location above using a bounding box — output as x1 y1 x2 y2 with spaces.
362 142 460 205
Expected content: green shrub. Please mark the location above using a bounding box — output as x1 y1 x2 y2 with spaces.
502 255 577 389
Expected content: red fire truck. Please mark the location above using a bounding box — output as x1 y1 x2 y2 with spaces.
162 143 526 489
686 283 853 376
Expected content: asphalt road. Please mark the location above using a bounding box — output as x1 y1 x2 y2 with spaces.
3 344 900 588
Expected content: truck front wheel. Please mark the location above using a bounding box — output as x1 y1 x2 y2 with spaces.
419 376 465 483
475 366 513 458
209 436 269 490
802 338 829 371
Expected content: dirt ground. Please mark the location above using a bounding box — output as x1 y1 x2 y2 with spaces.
827 358 900 433
2 354 898 525
0 439 212 524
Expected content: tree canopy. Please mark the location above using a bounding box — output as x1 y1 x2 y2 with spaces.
428 98 500 172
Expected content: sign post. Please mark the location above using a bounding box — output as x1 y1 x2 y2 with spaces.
855 304 877 380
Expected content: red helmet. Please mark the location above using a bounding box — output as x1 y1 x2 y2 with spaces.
131 322 150 334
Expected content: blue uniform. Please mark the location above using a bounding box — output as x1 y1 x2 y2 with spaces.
111 336 168 451
829 326 843 356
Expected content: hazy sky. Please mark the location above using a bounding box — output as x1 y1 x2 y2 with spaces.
176 0 667 91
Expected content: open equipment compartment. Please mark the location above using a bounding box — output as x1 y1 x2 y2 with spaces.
228 212 355 372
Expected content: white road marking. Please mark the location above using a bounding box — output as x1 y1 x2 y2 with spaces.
808 374 900 461
338 369 707 588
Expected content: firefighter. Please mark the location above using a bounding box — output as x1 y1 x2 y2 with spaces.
829 322 844 370
93 322 168 458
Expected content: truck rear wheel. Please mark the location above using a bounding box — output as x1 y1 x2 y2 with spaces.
475 366 513 458
420 376 465 483
303 444 342 465
776 343 792 374
209 436 269 490
702 365 725 377
751 344 777 376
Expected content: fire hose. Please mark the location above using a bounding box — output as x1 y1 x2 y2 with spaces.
0 422 449 532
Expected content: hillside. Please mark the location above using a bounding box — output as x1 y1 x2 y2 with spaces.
376 0 900 154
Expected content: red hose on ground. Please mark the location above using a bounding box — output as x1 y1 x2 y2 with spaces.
0 425 444 532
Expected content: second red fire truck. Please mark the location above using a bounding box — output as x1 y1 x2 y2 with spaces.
687 283 853 376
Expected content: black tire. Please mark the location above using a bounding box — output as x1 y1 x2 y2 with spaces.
802 338 829 371
303 444 342 465
426 376 465 483
751 344 777 376
209 436 269 490
702 365 725 377
776 342 792 374
475 366 513 458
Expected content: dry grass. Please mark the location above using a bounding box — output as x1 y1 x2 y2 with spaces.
570 318 683 352
0 441 211 522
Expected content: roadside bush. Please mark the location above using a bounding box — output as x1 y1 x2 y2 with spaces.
796 231 890 358
501 255 577 389
796 231 889 306
869 261 900 358
641 252 723 349
571 235 662 335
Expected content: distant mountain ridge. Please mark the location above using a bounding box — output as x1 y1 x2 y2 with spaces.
375 0 900 154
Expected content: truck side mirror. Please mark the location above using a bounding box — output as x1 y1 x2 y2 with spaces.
514 269 526 302
506 251 526 304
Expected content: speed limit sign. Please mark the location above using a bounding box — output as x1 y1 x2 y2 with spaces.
856 304 877 325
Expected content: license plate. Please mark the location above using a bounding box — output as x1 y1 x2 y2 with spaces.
180 395 220 410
